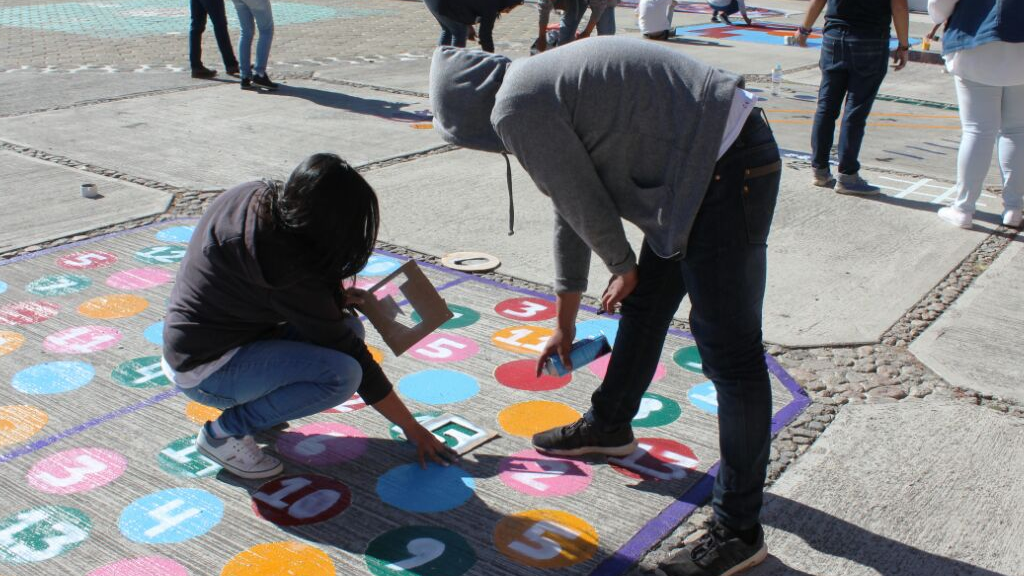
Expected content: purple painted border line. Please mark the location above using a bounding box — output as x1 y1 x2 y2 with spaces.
0 388 182 464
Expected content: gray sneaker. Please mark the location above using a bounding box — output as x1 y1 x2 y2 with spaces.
656 520 767 576
835 172 880 196
812 167 835 188
196 423 283 479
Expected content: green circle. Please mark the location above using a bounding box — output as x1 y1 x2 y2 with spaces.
388 411 443 442
673 346 703 375
411 304 480 330
365 525 475 576
632 392 682 428
157 436 222 478
134 245 187 265
0 506 92 564
111 356 170 388
25 274 91 297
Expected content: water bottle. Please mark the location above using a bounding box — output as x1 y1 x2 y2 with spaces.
770 64 783 96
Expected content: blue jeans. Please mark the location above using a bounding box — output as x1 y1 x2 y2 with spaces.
586 110 780 531
558 0 616 45
181 319 364 437
232 0 274 78
189 0 238 70
811 26 890 175
423 0 467 47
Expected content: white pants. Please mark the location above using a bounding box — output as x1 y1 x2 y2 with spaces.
952 76 1024 214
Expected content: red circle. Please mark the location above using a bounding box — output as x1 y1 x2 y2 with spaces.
494 359 571 392
252 474 352 526
609 438 699 481
0 301 59 326
494 297 557 321
57 251 118 270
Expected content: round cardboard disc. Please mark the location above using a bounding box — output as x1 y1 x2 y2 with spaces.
441 252 501 273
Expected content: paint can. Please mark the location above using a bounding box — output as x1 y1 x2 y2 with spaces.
81 183 99 199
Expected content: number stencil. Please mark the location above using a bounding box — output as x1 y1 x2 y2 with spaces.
609 438 700 481
118 488 223 544
494 509 599 569
157 436 221 479
27 448 127 494
252 474 352 526
491 325 553 355
57 251 117 270
499 449 593 497
365 526 476 576
276 423 369 466
0 506 92 564
407 333 479 363
494 297 557 321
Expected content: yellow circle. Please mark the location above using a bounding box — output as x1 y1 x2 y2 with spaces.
494 509 599 569
221 541 334 576
0 331 25 356
491 325 553 356
77 294 149 319
185 401 222 424
367 345 384 365
0 405 48 447
498 401 580 438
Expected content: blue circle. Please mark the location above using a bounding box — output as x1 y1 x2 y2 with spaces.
119 488 223 544
359 254 403 277
398 370 479 405
144 321 164 346
377 463 474 513
12 361 95 394
688 381 719 415
155 226 195 244
575 318 620 347
0 280 7 294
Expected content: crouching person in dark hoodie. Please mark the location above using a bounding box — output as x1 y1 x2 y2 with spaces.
429 37 781 576
161 153 457 479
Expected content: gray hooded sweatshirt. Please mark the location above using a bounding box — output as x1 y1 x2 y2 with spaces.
430 37 742 293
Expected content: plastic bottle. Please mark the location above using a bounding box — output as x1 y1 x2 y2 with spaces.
770 64 783 96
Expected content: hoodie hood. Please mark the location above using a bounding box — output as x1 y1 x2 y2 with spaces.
429 46 511 153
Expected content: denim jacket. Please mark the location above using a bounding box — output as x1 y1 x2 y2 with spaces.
942 0 1024 56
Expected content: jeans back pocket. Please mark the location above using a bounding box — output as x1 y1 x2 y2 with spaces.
741 158 782 245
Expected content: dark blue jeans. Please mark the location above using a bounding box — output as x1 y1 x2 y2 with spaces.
811 26 890 175
586 110 781 531
189 0 238 70
423 0 467 47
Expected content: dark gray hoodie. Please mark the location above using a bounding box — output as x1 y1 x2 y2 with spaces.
430 37 742 293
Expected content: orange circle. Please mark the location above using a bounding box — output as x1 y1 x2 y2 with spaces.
78 294 149 319
0 331 25 356
185 401 222 424
0 405 49 447
367 345 384 365
221 541 334 576
494 509 599 568
491 326 553 356
498 401 580 438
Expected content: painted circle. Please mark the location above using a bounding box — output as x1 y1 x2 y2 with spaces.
25 274 91 297
491 325 553 356
495 297 557 321
144 321 163 346
106 268 174 291
12 361 95 395
359 254 404 277
498 401 580 438
222 541 334 576
119 488 223 544
0 506 92 563
185 401 221 424
376 463 474 513
407 332 479 363
368 345 385 364
26 448 128 494
134 245 187 265
632 393 682 428
276 423 368 466
155 226 195 243
57 251 118 270
494 359 571 392
325 393 367 414
0 331 26 356
78 294 149 319
673 346 704 374
493 509 598 569
158 436 222 478
252 474 352 526
398 370 479 405
575 318 619 346
412 303 481 330
387 411 442 441
86 556 189 576
588 354 666 382
498 449 593 497
0 280 6 294
688 381 718 415
44 326 122 354
112 356 170 388
610 438 699 481
0 405 48 447
365 526 476 576
0 301 59 326
353 277 400 300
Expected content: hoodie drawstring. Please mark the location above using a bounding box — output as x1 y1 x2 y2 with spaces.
503 152 515 236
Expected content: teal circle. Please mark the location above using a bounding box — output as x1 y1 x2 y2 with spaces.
412 303 481 330
12 361 95 394
155 226 194 243
632 392 682 428
365 526 476 576
144 321 163 346
25 274 91 297
134 245 187 265
0 506 92 563
673 346 703 374
398 370 478 405
376 463 474 513
158 436 222 478
576 318 619 346
119 488 223 543
112 356 171 388
388 411 443 441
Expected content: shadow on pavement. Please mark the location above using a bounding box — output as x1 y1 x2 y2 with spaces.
259 85 432 123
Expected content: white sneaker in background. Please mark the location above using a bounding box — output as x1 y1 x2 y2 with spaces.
1002 208 1023 228
938 206 973 229
196 424 283 479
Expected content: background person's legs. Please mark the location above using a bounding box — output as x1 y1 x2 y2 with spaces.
811 30 849 174
558 0 585 44
950 77 1002 215
596 4 616 36
248 0 274 76
835 37 888 176
189 0 209 70
997 83 1024 217
199 0 238 70
231 0 255 78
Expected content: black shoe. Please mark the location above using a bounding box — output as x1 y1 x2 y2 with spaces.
225 64 240 76
656 521 767 576
191 66 217 79
710 14 720 22
252 73 279 90
721 14 733 25
532 418 637 457
240 77 253 90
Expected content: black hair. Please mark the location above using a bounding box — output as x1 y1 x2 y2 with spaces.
266 153 380 282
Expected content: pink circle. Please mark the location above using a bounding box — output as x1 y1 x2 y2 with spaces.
276 423 368 466
106 267 174 291
407 332 479 363
495 297 557 321
0 301 60 326
27 448 128 494
44 326 122 354
499 449 593 497
353 278 400 300
325 393 367 414
589 355 667 382
58 251 118 271
610 438 699 481
86 556 188 576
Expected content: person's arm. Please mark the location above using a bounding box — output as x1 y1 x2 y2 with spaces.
737 0 751 25
891 0 909 71
370 390 458 468
479 12 497 52
795 0 826 47
927 0 957 24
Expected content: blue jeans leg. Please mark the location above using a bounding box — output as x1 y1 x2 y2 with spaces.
250 0 274 75
231 0 255 78
558 0 585 44
596 4 616 35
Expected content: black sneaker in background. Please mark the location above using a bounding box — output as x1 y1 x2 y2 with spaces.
532 418 638 457
191 66 217 79
240 77 253 90
656 520 767 576
253 74 279 90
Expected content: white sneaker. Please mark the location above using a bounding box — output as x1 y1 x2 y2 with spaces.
196 424 283 479
1003 208 1023 228
938 206 973 229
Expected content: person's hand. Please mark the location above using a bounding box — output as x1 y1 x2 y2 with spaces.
536 326 575 377
892 45 909 71
342 287 369 309
467 25 477 41
743 15 752 26
403 422 459 469
795 27 811 47
600 268 638 315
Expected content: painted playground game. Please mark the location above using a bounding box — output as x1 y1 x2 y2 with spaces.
0 222 807 575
